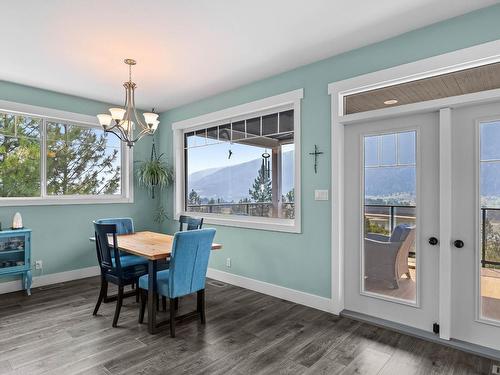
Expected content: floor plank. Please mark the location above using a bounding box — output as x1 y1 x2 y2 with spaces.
0 276 495 374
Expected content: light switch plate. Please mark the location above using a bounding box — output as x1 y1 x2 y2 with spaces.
314 189 329 201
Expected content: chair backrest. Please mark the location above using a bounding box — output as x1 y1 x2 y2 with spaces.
95 217 134 235
395 226 416 278
93 222 121 274
168 228 216 298
178 215 203 232
398 226 416 253
389 224 412 243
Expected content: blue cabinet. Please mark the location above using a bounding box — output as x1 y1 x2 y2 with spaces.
0 229 32 295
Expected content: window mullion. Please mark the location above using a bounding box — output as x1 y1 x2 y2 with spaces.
40 118 47 198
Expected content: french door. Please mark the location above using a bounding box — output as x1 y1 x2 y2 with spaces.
344 112 440 332
343 103 500 349
451 101 500 350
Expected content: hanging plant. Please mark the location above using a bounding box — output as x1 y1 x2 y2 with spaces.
136 139 174 223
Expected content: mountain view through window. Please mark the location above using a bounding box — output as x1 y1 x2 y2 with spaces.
184 110 295 219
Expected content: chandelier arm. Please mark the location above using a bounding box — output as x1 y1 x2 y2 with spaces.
106 128 126 144
112 124 129 142
130 85 148 131
123 83 133 137
130 128 150 144
105 122 120 132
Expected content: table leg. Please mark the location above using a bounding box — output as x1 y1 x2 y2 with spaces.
147 259 157 334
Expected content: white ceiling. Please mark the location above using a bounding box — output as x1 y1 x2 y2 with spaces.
0 0 497 111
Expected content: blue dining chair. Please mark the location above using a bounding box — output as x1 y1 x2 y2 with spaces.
94 218 148 301
178 215 204 231
138 228 216 337
93 219 148 326
158 215 203 311
95 217 135 235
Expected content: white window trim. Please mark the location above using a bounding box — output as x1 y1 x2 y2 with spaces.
172 89 303 233
0 99 133 206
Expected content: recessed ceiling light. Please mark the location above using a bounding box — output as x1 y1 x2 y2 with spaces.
384 99 398 105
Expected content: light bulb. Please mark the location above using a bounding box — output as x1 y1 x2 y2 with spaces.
97 114 112 127
143 112 159 124
120 120 134 129
109 108 126 121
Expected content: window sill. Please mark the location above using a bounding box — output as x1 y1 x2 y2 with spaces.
176 212 301 233
0 196 134 207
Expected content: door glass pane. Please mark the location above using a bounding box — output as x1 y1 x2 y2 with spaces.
480 120 500 322
363 131 417 303
379 134 397 165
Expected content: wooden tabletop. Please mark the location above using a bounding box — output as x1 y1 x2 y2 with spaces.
111 231 222 260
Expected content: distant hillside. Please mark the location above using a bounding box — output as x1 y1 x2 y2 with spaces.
365 166 416 198
188 154 423 204
188 151 294 202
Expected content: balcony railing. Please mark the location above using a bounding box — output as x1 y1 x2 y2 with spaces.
186 202 295 219
365 204 416 234
481 207 500 267
365 204 500 268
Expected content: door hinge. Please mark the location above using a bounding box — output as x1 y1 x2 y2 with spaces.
433 323 440 334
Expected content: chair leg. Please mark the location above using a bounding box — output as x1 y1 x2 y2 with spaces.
112 286 124 327
169 298 176 338
197 289 206 325
138 290 147 324
162 296 167 312
156 294 160 311
93 278 108 316
174 297 179 311
135 281 140 303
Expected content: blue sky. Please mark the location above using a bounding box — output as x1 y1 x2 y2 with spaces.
186 135 293 174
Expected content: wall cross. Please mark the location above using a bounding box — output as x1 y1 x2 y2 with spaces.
309 144 324 174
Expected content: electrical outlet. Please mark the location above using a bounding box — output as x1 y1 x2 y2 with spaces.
226 258 231 268
35 260 43 270
492 364 500 374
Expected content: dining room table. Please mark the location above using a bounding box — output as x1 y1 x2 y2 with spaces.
91 230 222 334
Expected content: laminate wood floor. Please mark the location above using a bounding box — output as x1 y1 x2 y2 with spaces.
0 276 496 374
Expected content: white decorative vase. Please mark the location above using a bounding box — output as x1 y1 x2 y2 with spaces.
12 212 23 229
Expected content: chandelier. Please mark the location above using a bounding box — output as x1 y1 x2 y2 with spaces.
97 59 159 147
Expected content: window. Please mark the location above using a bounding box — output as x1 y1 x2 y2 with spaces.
46 121 122 196
0 101 131 205
0 113 41 197
173 89 302 232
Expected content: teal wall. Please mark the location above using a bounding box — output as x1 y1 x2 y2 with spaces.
159 5 500 298
0 81 159 280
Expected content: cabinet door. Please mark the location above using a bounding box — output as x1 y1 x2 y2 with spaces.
0 233 28 271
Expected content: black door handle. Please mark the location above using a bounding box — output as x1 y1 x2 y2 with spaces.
454 240 464 248
428 237 439 245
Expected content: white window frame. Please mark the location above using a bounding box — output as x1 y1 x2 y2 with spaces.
0 99 133 206
172 89 303 233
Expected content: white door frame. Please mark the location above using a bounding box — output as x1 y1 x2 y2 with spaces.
328 39 500 341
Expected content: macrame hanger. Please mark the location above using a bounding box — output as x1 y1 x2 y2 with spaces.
150 137 157 162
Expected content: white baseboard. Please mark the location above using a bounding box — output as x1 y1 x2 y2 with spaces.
207 268 332 313
0 266 100 295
